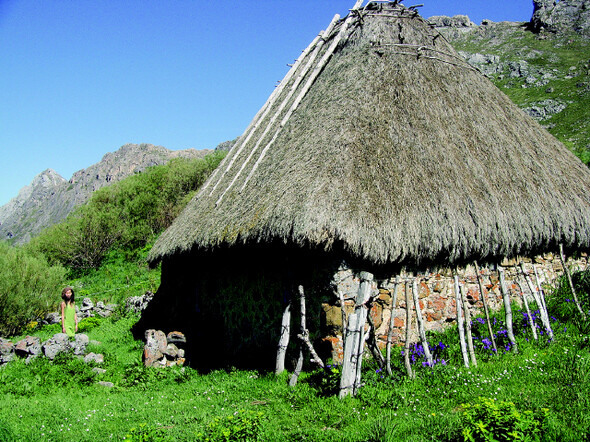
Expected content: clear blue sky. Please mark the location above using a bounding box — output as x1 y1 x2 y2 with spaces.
0 0 534 206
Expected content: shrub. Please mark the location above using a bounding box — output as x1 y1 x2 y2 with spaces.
461 397 549 441
196 410 264 442
28 151 226 273
0 242 66 336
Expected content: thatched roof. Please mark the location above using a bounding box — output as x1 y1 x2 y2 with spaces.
149 1 590 268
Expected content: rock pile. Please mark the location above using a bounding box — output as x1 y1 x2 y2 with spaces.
125 291 155 314
143 330 186 367
0 333 103 366
43 297 117 326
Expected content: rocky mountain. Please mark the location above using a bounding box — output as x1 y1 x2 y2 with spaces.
430 0 590 162
0 143 211 244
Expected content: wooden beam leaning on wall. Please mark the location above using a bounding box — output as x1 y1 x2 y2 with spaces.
275 295 292 375
559 244 588 321
339 271 373 398
474 261 498 353
454 274 470 367
498 266 519 353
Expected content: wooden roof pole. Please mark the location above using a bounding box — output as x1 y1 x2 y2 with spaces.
203 22 331 198
213 14 341 204
239 0 364 193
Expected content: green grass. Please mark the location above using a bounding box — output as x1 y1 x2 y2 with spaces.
1 282 589 441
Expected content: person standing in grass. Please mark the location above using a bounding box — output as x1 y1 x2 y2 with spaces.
61 287 78 338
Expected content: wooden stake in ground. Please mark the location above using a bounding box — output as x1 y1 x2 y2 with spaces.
498 266 518 354
275 296 292 375
533 265 549 315
339 271 373 398
517 276 538 341
366 301 385 368
460 283 477 367
289 285 324 386
520 262 553 340
454 275 470 367
559 243 587 321
386 277 400 376
474 261 497 353
412 278 433 367
403 281 414 379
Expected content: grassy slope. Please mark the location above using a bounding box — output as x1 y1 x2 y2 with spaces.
0 292 588 441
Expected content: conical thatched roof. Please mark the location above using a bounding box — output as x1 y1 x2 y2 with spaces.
149 1 590 268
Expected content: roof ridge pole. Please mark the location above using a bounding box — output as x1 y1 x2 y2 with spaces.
238 0 364 193
214 14 341 205
203 25 331 199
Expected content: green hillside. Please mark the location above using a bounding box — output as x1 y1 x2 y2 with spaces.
450 23 590 163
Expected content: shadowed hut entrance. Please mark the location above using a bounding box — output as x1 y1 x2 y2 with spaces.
143 1 590 396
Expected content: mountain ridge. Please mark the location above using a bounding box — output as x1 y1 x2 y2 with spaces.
0 143 214 244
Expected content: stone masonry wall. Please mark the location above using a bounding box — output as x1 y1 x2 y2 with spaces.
321 253 587 363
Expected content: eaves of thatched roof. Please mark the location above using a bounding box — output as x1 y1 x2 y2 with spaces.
149 1 590 268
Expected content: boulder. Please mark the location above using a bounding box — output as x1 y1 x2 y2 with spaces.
44 312 61 325
164 343 179 358
166 331 186 346
42 333 71 360
126 291 155 314
14 336 41 358
71 333 89 355
0 338 14 364
84 352 104 364
143 329 167 367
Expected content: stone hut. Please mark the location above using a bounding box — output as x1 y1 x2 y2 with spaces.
140 1 590 375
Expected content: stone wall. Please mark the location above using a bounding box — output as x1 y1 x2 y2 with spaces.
321 253 586 363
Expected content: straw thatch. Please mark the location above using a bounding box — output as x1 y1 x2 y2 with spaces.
149 1 590 268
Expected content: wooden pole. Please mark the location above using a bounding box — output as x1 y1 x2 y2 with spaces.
214 13 341 204
533 265 549 315
517 277 538 341
460 283 477 367
386 277 400 376
474 261 497 353
403 281 414 379
238 2 364 193
520 262 553 340
454 275 470 368
366 302 385 368
289 285 325 385
338 290 347 340
412 278 433 367
275 297 292 375
559 244 587 320
339 271 373 398
498 266 518 353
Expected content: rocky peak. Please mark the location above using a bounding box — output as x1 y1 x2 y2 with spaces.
530 0 590 36
0 143 212 244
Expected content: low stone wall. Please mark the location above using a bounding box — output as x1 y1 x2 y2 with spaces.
0 332 103 366
321 253 587 362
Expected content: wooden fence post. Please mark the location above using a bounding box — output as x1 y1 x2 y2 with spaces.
498 266 518 353
474 261 497 353
454 274 469 367
339 271 373 398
